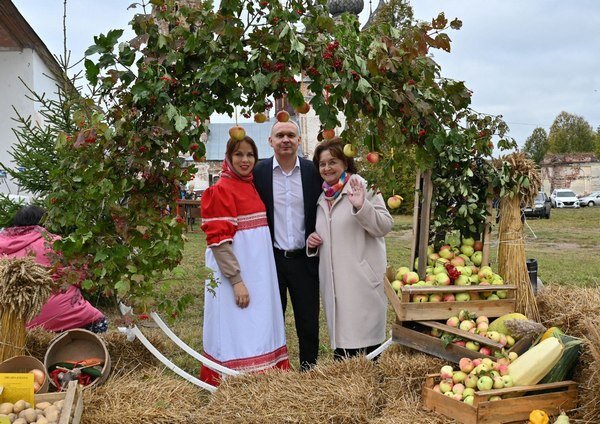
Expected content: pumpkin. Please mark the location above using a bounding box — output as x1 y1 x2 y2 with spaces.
529 409 549 424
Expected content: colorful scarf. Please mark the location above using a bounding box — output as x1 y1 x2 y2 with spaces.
220 157 254 183
322 171 349 201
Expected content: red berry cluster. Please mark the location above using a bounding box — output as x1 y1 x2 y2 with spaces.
445 263 460 283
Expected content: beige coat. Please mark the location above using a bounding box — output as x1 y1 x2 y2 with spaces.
308 175 393 350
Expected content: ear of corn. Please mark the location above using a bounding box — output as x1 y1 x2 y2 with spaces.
540 333 582 384
508 336 563 386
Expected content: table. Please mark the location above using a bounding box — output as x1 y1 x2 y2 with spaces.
175 198 201 231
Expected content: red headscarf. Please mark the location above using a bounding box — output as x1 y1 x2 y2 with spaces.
220 157 254 183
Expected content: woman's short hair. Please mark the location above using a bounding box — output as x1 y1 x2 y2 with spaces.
13 205 46 227
312 138 357 174
225 136 259 163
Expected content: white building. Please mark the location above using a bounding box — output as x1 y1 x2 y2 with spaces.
0 1 63 195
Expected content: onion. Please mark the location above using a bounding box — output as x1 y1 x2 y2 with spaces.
29 368 45 387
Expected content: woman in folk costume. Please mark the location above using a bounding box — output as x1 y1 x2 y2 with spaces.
307 139 393 360
200 135 289 385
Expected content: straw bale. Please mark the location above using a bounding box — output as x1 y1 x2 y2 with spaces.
25 326 56 360
369 397 450 424
579 320 600 423
536 284 600 337
377 344 445 404
82 366 209 424
201 356 381 424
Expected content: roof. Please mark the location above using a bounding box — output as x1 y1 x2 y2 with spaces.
0 1 64 80
540 152 600 166
205 119 304 160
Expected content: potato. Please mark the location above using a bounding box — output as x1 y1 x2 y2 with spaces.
12 401 28 414
35 402 50 411
18 408 36 423
0 404 12 415
12 419 27 424
36 417 49 424
8 413 17 422
44 409 59 423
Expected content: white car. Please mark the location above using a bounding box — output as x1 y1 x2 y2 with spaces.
550 189 580 208
578 191 600 207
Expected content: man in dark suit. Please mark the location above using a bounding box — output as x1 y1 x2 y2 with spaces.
253 120 321 371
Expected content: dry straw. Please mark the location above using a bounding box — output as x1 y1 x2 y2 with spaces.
0 256 55 361
494 152 541 322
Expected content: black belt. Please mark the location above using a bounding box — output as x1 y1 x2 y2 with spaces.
274 247 305 259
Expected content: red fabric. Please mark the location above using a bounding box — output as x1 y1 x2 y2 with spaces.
0 226 104 331
200 176 266 247
199 346 290 386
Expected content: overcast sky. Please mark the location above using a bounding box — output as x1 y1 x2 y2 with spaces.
11 0 600 148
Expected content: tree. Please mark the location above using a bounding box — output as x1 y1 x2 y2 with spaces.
547 111 596 153
596 126 600 158
522 127 548 164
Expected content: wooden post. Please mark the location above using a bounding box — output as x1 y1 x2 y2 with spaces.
481 192 494 267
409 171 421 271
417 170 433 279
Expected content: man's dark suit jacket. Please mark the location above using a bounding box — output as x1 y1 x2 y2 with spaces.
253 156 321 265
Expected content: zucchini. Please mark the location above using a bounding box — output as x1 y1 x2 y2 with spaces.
539 333 582 384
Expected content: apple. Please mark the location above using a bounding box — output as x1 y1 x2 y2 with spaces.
459 358 474 374
455 275 471 286
431 328 442 337
366 151 380 163
402 271 419 285
471 251 483 266
429 293 443 302
452 383 465 395
391 280 402 292
473 240 483 251
228 125 246 141
386 194 403 209
501 375 514 388
477 376 494 391
460 266 473 277
460 245 475 257
508 351 518 362
462 237 475 246
444 391 455 398
462 387 475 399
452 371 467 384
476 316 489 325
487 294 500 301
411 294 428 303
439 379 454 394
343 143 357 158
453 340 466 347
435 273 451 286
276 110 290 122
463 395 474 405
497 364 509 376
498 335 508 347
440 366 454 380
295 102 310 114
479 346 492 356
495 290 508 299
439 247 455 260
493 376 504 389
446 316 460 327
450 256 465 267
482 358 494 368
253 112 268 123
428 253 440 266
474 363 490 375
478 267 494 280
464 374 478 389
459 320 475 332
395 266 411 280
470 291 481 300
322 128 336 140
455 292 471 302
442 293 456 302
472 359 482 367
476 322 489 334
489 395 502 401
433 265 447 275
465 341 480 352
425 274 437 284
505 335 515 347
433 384 441 393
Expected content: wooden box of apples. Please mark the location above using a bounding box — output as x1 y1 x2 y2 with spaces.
421 342 578 424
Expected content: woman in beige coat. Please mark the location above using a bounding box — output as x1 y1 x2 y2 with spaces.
307 140 393 360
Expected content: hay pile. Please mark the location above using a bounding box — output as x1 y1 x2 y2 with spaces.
82 367 208 423
200 356 381 424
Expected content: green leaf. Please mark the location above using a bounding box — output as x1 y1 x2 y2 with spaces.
115 279 130 296
84 59 100 85
357 78 372 94
94 251 109 262
175 115 188 132
252 73 269 93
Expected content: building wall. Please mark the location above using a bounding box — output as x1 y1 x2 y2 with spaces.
541 162 600 195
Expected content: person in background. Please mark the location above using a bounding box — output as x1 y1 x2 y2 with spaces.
200 135 289 385
0 205 107 333
253 120 321 371
307 139 393 360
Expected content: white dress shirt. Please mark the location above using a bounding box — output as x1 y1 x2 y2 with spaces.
272 157 306 251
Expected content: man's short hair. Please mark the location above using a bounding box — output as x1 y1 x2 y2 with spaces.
270 119 301 136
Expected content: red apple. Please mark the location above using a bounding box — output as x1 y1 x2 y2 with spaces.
322 128 336 140
254 112 268 123
276 110 290 122
229 125 246 141
295 102 310 114
387 195 403 209
366 151 380 163
473 240 484 251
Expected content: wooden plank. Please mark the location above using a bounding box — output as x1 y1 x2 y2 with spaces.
71 383 84 424
400 285 517 294
58 381 77 424
410 170 421 271
384 276 404 320
422 379 477 424
417 170 433 279
417 321 503 349
399 299 516 321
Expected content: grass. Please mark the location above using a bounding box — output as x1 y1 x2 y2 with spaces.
106 206 600 381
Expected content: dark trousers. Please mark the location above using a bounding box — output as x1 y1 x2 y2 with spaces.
273 249 320 371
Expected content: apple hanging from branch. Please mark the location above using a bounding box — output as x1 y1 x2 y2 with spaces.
387 194 403 209
366 151 380 164
229 125 246 141
276 110 290 122
342 143 357 158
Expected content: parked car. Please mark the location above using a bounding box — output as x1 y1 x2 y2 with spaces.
550 189 580 208
523 191 551 219
578 191 600 207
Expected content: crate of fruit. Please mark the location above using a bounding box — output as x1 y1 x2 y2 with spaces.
422 373 577 424
385 263 517 322
0 380 83 424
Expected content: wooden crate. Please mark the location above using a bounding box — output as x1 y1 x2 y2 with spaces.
391 321 533 364
385 274 517 322
35 380 83 424
422 374 578 424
